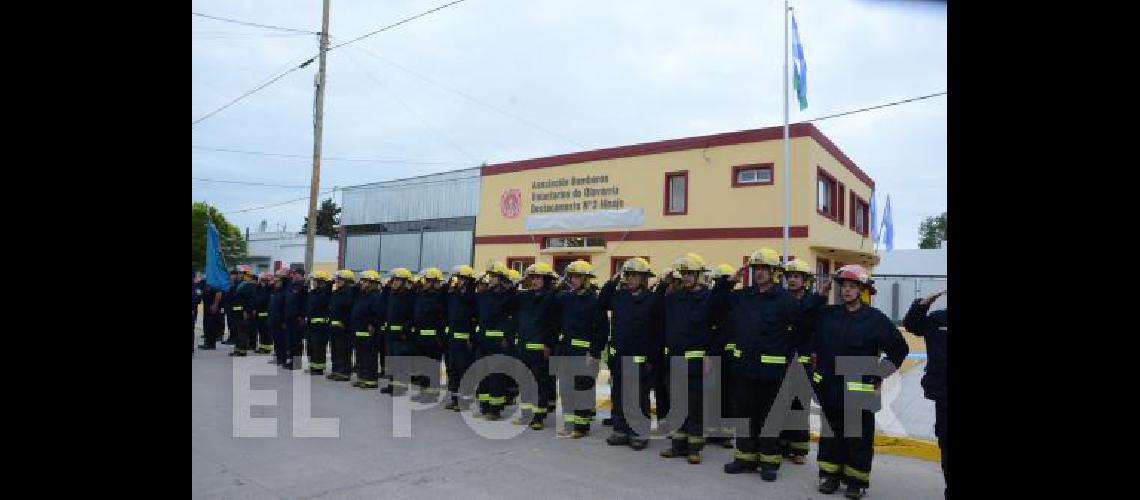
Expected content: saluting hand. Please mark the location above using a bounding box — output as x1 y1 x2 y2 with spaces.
817 278 832 296
920 290 946 306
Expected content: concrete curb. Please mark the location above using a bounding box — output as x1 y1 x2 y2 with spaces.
593 396 940 463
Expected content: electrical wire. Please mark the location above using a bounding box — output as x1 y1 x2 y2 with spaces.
192 12 319 34
806 92 946 123
191 145 472 166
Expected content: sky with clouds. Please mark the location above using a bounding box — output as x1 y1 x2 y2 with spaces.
192 0 945 249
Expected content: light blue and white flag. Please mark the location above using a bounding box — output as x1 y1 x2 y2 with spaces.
881 195 894 252
869 189 878 248
791 13 808 111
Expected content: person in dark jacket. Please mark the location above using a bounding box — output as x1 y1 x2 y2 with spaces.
904 290 948 496
601 257 662 451
304 271 333 375
512 263 559 430
222 269 242 345
810 265 909 499
779 258 819 464
327 270 358 381
228 268 257 357
381 268 417 396
268 268 289 365
282 269 309 370
719 248 810 482
473 262 517 420
193 271 203 354
443 266 478 410
411 267 448 403
253 272 274 355
658 253 732 465
350 270 384 389
552 260 608 437
707 263 740 450
199 278 225 350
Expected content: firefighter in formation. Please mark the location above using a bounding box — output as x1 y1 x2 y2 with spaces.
203 251 909 499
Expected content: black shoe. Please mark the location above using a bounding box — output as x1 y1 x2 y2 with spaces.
844 485 866 499
307 369 324 375
759 468 777 482
819 477 841 494
198 344 215 350
332 374 351 382
228 351 248 357
606 433 631 446
630 438 648 450
602 417 613 426
724 461 758 474
380 386 394 394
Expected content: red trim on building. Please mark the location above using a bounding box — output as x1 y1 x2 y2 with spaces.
816 258 831 277
837 181 846 226
474 226 809 245
731 163 775 188
480 122 874 189
505 256 535 273
664 170 688 216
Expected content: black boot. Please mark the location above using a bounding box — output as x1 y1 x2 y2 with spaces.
759 466 778 482
819 477 841 494
630 437 648 450
724 460 758 474
844 484 866 499
380 385 394 394
606 432 631 446
602 417 613 426
659 439 689 459
198 344 216 350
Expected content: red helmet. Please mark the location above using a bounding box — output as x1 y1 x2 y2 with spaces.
834 264 875 293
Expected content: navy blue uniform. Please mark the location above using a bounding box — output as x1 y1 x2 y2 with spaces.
809 301 909 490
780 290 826 459
350 287 383 385
222 278 240 343
515 287 558 423
201 284 225 348
305 284 332 373
384 288 416 393
193 280 203 352
232 280 257 353
904 299 948 490
253 282 273 352
412 286 447 395
269 278 289 365
282 279 308 367
553 287 608 431
328 284 357 378
659 279 733 455
444 281 478 404
474 285 517 416
598 278 664 439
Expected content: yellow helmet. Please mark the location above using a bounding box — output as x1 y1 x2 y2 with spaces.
563 260 595 277
783 258 812 276
672 253 707 273
312 270 331 281
451 264 475 277
506 268 522 284
486 261 510 277
359 270 382 282
335 269 356 281
748 248 783 268
525 262 557 278
621 257 654 276
389 267 414 280
421 267 444 281
711 263 737 279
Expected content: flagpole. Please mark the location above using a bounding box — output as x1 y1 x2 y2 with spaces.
782 0 791 265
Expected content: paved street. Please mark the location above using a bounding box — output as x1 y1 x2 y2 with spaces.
193 332 944 499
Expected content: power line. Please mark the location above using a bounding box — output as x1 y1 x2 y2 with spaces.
221 187 341 215
328 0 470 51
192 12 319 34
191 145 474 166
192 177 310 189
191 58 315 127
807 92 946 123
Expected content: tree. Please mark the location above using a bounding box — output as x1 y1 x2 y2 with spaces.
918 212 947 249
300 197 341 238
192 202 248 271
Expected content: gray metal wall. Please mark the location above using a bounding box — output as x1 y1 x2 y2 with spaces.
421 231 474 272
344 234 382 271
870 275 949 323
379 233 422 271
340 168 481 225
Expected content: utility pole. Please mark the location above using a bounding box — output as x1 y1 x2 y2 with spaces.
304 0 332 274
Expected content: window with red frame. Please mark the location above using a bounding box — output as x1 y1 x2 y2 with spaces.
664 171 688 215
611 256 650 277
851 194 870 237
732 163 774 187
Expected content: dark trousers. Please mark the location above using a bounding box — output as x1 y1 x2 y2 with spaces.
414 333 443 391
269 317 284 364
234 315 254 352
203 312 223 347
446 340 474 397
663 360 704 453
385 332 416 391
284 318 304 365
611 357 652 437
519 348 551 422
818 404 876 488
653 354 670 418
329 324 354 376
355 332 379 383
306 323 329 371
712 358 735 438
225 310 240 343
255 315 272 351
780 362 814 457
935 400 948 496
732 375 785 471
476 339 508 414
192 310 198 352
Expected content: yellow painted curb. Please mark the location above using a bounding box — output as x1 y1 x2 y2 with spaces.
594 396 939 462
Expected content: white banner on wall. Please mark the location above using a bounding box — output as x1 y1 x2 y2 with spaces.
523 208 644 231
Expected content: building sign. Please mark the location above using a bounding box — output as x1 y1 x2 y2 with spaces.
528 174 625 213
500 188 521 219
